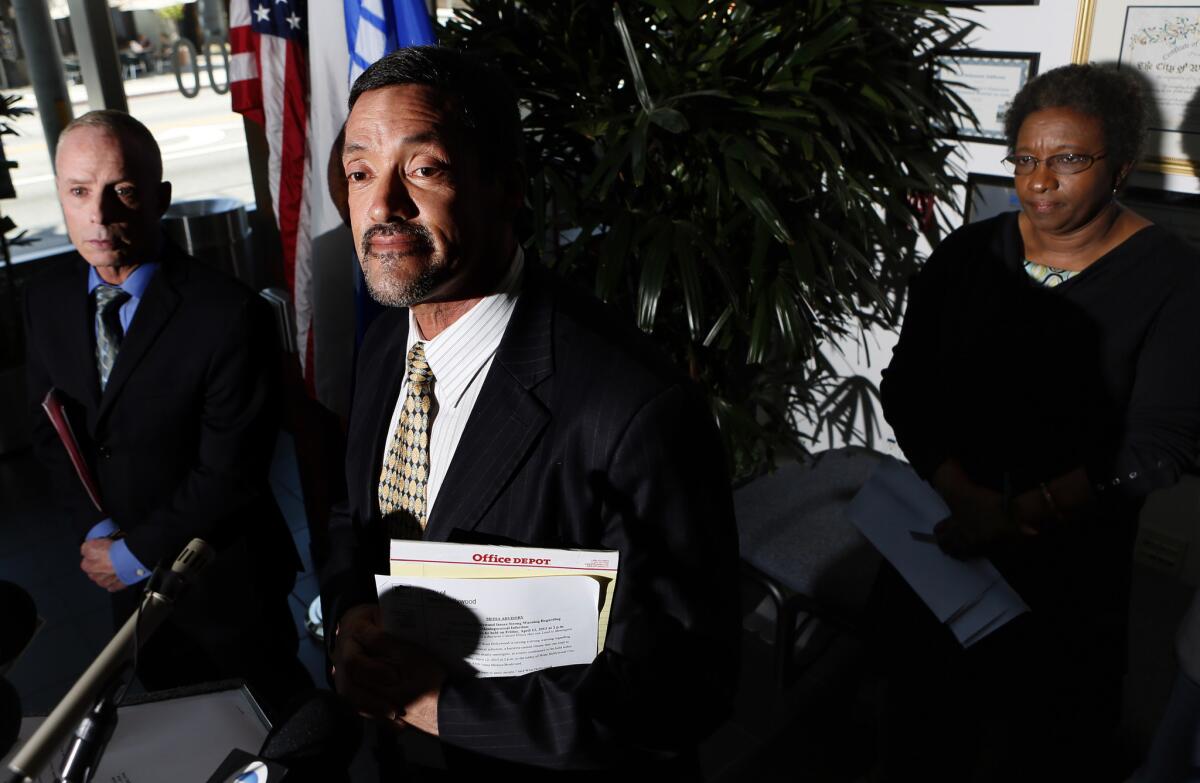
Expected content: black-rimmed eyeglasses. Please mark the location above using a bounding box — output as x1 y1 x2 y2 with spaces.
1001 152 1108 176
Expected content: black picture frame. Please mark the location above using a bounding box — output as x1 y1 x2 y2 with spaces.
964 172 1018 224
1120 186 1200 253
937 50 1040 144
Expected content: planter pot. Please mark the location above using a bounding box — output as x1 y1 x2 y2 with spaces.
0 364 29 454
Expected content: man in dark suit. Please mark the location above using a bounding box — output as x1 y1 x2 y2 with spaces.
24 110 307 710
322 47 740 777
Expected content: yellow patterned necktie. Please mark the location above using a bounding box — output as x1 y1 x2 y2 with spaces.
378 342 435 539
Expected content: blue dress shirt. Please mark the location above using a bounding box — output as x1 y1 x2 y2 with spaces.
84 262 159 585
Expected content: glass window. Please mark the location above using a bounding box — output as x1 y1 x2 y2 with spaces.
0 0 252 262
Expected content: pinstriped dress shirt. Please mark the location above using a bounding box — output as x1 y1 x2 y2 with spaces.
380 248 524 518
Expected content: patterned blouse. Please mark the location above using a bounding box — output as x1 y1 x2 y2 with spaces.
1023 259 1079 287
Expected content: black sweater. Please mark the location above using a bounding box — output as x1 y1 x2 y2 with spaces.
881 212 1200 644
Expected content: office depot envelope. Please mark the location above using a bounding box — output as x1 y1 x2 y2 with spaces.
389 540 619 653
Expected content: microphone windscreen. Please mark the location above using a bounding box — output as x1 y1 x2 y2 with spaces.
0 582 37 671
259 690 361 778
0 677 20 760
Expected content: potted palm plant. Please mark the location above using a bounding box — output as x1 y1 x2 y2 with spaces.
443 0 974 481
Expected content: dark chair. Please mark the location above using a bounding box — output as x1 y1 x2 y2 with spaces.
735 447 884 686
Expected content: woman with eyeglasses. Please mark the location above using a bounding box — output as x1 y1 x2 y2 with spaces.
870 64 1200 781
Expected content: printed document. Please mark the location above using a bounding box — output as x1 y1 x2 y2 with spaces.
376 574 601 677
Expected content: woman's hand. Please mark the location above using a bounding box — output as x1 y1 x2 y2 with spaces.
931 460 1034 559
934 487 1021 559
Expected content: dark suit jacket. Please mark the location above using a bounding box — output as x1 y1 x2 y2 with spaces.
321 262 741 774
23 245 301 671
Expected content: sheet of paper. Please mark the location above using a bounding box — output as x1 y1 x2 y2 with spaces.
376 574 601 678
847 457 1028 645
948 578 1030 648
848 458 999 621
389 540 619 652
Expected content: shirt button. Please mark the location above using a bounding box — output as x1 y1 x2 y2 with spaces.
136 568 145 577
1129 472 1138 480
97 445 112 458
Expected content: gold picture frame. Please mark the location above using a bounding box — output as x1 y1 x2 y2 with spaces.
1073 0 1200 176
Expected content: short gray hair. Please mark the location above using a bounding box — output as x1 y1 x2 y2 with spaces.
59 110 163 182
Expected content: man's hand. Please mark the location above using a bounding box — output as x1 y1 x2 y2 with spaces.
331 604 444 735
80 538 128 592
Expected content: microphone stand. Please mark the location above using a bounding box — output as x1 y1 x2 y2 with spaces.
57 679 123 783
4 539 213 783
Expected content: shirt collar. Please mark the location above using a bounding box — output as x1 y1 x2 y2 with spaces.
406 246 524 407
86 261 160 299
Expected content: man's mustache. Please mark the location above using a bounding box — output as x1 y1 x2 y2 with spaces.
361 222 434 257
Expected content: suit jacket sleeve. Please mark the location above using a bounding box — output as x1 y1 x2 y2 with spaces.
23 286 108 533
119 296 282 568
435 383 741 769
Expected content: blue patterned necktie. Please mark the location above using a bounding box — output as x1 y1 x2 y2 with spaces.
94 285 130 390
378 342 435 539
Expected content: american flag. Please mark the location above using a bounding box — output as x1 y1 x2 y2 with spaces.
230 0 314 380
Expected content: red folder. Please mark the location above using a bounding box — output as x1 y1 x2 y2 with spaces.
41 388 105 513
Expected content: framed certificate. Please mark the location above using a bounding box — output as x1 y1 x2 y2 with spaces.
936 51 1041 144
964 173 1020 223
1120 186 1200 249
1074 0 1200 174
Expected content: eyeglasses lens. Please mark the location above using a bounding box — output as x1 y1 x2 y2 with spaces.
1004 155 1095 175
1047 155 1090 174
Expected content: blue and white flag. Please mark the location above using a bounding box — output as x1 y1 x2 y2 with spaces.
344 0 435 85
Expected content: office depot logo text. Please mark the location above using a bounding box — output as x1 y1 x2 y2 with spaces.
472 553 552 565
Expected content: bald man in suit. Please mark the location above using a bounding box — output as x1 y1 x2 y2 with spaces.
24 110 307 710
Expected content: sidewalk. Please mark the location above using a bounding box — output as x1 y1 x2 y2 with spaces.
9 66 228 110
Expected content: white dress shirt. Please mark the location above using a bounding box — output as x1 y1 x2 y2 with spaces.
380 247 524 517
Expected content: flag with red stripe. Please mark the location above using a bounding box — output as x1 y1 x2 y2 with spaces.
230 0 314 383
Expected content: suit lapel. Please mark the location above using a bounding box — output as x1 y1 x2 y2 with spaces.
97 254 183 420
424 266 555 541
60 261 102 414
359 311 411 518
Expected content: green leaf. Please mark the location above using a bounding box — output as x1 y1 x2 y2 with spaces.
631 113 650 186
648 106 689 133
747 293 772 365
724 159 794 245
673 231 705 339
703 304 733 349
612 2 654 112
636 218 674 331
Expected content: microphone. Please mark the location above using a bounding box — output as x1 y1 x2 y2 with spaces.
0 678 18 764
205 690 362 783
0 581 38 676
4 538 214 783
0 581 39 759
260 690 362 778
